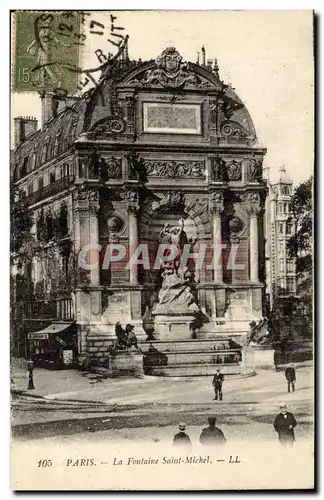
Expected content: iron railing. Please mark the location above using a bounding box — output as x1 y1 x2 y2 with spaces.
25 176 75 205
24 297 74 321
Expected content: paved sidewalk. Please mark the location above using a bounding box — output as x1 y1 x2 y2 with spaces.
12 364 313 407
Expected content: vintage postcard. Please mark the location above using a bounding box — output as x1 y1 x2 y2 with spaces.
10 10 314 491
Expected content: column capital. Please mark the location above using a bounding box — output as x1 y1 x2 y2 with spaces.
244 192 261 215
209 191 224 215
123 188 140 214
73 185 100 203
73 186 100 217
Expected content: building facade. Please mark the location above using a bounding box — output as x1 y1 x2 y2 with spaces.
11 46 268 370
264 166 297 315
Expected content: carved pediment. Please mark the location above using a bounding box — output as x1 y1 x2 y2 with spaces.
125 47 217 90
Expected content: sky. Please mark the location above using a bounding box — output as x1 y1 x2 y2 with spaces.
11 10 314 184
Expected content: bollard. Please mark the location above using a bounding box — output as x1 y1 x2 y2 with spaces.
27 359 35 390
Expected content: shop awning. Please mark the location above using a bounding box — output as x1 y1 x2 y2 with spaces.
28 323 73 341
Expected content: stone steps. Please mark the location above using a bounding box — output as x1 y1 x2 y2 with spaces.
139 334 250 377
144 350 240 365
139 338 234 353
84 326 254 378
147 363 252 377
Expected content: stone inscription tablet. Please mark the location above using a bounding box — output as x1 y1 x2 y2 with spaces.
143 102 201 134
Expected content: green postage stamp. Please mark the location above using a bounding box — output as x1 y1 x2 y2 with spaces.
12 11 81 93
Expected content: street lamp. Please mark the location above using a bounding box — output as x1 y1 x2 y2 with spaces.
27 359 35 390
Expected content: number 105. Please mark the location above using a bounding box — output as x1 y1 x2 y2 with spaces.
37 459 52 468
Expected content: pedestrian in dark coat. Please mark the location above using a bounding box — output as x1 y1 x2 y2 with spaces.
274 403 297 447
173 423 192 449
199 417 226 446
212 369 224 401
285 363 296 392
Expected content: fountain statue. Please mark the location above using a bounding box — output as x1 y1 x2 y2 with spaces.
152 218 200 338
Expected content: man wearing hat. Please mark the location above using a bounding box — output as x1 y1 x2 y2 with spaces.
273 403 297 446
173 422 192 448
212 369 224 401
199 416 226 446
285 363 296 393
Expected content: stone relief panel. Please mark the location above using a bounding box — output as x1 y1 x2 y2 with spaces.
225 159 242 181
211 156 243 182
104 157 122 179
144 160 205 178
88 151 122 180
247 157 263 181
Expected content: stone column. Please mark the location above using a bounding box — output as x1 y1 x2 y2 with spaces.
72 186 91 360
126 189 140 285
246 193 261 282
209 191 224 283
73 187 88 282
88 189 100 286
250 214 259 282
73 186 100 286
